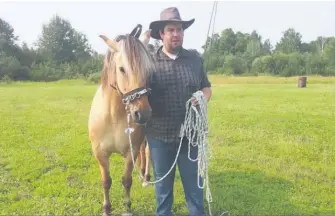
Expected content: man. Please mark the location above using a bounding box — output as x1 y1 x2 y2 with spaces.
144 7 212 216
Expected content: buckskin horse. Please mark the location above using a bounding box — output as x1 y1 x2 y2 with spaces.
88 25 155 216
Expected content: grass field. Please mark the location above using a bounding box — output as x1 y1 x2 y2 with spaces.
1 75 334 215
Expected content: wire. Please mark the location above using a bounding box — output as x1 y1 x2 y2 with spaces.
204 1 218 71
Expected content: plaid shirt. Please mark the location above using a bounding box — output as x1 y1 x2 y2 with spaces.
145 46 211 144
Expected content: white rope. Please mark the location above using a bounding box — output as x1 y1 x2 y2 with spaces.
182 91 213 215
125 90 214 216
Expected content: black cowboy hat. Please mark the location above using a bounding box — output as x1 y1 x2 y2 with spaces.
149 7 195 40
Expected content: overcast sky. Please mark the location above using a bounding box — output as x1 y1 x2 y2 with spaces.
1 1 334 54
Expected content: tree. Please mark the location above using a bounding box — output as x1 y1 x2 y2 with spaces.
324 37 335 75
35 15 93 64
72 31 93 62
219 28 237 55
234 31 249 54
246 38 262 56
300 42 314 53
0 18 18 45
316 36 327 55
262 39 273 55
0 19 36 80
275 28 302 53
0 18 19 57
250 30 262 42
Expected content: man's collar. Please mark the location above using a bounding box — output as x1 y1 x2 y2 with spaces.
156 46 190 60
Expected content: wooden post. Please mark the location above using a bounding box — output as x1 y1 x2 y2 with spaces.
298 76 307 88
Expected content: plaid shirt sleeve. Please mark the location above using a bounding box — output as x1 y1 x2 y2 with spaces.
199 57 211 89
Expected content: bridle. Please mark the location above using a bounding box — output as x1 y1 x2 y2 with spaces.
109 24 152 106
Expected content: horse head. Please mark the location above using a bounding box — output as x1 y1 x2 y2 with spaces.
99 25 155 125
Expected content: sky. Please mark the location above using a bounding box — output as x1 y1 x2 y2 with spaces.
1 0 335 54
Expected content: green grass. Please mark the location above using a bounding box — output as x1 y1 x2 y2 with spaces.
1 76 334 215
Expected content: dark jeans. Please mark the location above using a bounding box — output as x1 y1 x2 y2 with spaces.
146 136 205 216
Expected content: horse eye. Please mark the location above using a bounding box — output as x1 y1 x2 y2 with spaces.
119 67 125 73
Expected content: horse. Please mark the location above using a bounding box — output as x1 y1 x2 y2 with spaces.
88 25 155 216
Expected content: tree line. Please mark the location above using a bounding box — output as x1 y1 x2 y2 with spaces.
1 15 334 83
202 28 335 76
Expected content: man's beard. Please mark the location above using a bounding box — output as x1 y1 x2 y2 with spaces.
169 43 182 54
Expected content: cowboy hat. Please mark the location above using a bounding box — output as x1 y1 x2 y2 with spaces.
149 7 195 40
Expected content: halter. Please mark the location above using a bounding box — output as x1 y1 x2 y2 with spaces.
122 87 151 105
110 81 151 105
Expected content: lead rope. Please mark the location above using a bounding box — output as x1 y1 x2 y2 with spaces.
125 91 221 216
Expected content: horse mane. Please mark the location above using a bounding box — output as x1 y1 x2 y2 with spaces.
101 34 156 89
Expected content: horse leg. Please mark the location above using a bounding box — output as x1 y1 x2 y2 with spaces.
95 150 112 216
142 142 151 187
122 152 136 213
139 142 146 177
136 143 143 174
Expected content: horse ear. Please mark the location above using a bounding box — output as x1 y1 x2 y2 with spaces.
99 35 119 52
130 24 142 38
140 30 151 47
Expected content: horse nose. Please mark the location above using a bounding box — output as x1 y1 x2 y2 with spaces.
134 110 151 125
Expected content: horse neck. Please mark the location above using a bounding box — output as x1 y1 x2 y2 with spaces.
103 86 127 122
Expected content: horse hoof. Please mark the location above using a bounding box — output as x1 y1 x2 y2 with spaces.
102 203 111 216
142 181 149 188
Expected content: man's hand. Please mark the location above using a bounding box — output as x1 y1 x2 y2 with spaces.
142 29 151 40
191 96 199 105
144 29 151 39
141 29 151 46
191 88 211 106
